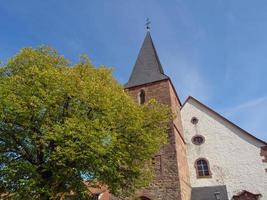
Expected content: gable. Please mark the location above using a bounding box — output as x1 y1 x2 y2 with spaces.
181 96 266 147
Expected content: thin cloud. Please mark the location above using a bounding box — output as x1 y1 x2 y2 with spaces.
221 96 267 141
223 96 267 115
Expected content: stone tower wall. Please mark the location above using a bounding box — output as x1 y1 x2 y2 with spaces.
124 79 191 200
168 82 191 200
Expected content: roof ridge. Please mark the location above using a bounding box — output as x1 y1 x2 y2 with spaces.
147 32 165 74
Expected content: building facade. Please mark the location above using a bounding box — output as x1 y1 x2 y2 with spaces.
104 31 266 200
181 97 267 200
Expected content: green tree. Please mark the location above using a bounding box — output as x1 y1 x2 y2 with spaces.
0 47 170 199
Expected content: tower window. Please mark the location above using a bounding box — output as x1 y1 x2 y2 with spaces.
191 117 198 124
90 193 103 200
192 135 205 145
195 158 211 178
138 89 145 104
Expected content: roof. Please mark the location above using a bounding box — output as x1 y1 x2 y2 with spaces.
125 31 169 88
232 190 262 198
182 96 267 145
191 185 229 200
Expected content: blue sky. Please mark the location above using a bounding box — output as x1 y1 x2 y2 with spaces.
0 0 266 141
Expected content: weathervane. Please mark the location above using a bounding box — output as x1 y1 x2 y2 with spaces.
146 18 151 31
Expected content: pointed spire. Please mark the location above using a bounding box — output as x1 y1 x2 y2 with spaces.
125 32 169 88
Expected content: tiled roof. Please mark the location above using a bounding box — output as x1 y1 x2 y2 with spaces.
125 31 168 88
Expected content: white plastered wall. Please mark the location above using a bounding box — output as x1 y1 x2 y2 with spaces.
181 98 267 199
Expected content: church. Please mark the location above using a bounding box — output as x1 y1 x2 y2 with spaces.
96 31 267 200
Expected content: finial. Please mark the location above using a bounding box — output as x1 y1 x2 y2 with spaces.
145 18 151 31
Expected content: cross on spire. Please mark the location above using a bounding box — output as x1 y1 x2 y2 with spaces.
145 18 151 31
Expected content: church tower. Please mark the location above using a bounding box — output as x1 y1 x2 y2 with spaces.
125 31 191 200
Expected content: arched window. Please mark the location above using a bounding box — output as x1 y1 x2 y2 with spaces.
138 90 145 104
90 193 103 200
195 158 211 178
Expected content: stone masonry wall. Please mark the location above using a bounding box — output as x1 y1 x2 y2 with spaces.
115 79 191 200
168 82 191 200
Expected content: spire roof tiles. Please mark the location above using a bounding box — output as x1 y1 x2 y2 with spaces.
125 32 169 88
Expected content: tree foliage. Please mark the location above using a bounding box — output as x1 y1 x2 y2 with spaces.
0 47 170 199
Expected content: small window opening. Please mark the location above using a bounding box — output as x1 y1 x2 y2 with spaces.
90 193 103 200
195 158 211 178
192 135 205 145
138 90 145 104
191 117 199 124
